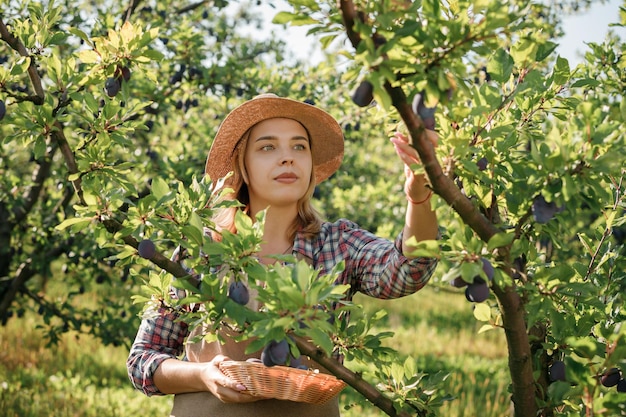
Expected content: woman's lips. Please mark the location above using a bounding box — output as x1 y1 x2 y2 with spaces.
275 173 298 183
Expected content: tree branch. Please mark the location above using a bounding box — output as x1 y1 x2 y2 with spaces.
337 0 362 48
292 335 414 417
0 17 45 104
12 142 57 225
0 243 66 324
52 120 86 206
101 218 190 278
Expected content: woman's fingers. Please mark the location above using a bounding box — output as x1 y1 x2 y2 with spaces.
392 130 439 148
390 136 420 166
204 355 257 403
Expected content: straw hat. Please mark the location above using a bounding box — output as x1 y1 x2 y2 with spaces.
205 94 344 186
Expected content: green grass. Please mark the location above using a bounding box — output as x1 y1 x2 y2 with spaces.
0 286 511 417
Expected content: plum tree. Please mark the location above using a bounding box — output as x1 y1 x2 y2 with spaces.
1 1 625 416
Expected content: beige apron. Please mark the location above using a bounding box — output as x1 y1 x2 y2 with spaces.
169 254 342 417
170 392 340 417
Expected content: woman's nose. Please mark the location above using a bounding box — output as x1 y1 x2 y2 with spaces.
280 150 294 165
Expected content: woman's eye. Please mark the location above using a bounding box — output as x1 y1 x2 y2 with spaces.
294 144 308 151
260 145 274 151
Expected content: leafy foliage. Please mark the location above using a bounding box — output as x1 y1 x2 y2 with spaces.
1 0 625 416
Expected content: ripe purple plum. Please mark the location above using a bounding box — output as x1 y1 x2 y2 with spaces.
451 257 493 289
411 91 436 130
120 66 131 82
617 378 626 392
228 281 250 305
549 360 566 382
352 80 374 107
451 276 469 288
261 339 290 367
0 100 6 120
105 77 122 97
600 367 621 387
532 195 563 224
477 157 488 171
465 281 490 302
137 239 156 259
479 257 495 282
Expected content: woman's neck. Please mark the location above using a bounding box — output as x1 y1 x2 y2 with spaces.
250 205 297 261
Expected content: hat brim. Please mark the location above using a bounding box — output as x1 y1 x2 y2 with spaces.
205 96 344 186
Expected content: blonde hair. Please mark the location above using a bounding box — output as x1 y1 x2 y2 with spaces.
210 128 323 242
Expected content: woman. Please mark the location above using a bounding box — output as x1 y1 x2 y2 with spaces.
127 94 439 416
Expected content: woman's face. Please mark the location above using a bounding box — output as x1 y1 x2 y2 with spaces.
243 118 313 209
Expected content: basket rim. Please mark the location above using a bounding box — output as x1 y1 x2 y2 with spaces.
219 360 346 383
218 359 347 404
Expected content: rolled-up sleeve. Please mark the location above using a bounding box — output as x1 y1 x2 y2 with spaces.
355 229 437 298
126 308 188 396
303 219 438 300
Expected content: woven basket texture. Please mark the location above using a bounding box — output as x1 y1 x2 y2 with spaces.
219 360 346 404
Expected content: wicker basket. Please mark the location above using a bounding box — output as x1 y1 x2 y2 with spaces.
219 360 346 404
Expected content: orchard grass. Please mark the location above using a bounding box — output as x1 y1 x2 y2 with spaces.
0 286 509 417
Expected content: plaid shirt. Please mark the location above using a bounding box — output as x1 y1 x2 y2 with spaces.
126 218 438 396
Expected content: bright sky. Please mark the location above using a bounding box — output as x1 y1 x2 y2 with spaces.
558 0 625 63
257 0 625 65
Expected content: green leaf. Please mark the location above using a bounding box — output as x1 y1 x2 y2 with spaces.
473 303 491 322
151 177 170 200
487 232 515 250
547 380 572 402
536 41 558 62
272 11 317 26
33 136 47 159
234 210 254 234
272 11 298 24
306 327 333 356
68 27 93 45
182 224 204 247
510 37 538 64
11 57 31 76
76 49 100 64
405 238 441 258
570 78 601 88
566 336 601 359
391 361 404 384
460 261 481 282
487 49 513 82
553 56 571 85
478 324 497 334
55 216 93 230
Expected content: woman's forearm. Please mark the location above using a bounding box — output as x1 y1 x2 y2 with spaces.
153 358 212 394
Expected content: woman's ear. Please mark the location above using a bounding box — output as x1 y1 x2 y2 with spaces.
241 167 250 184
